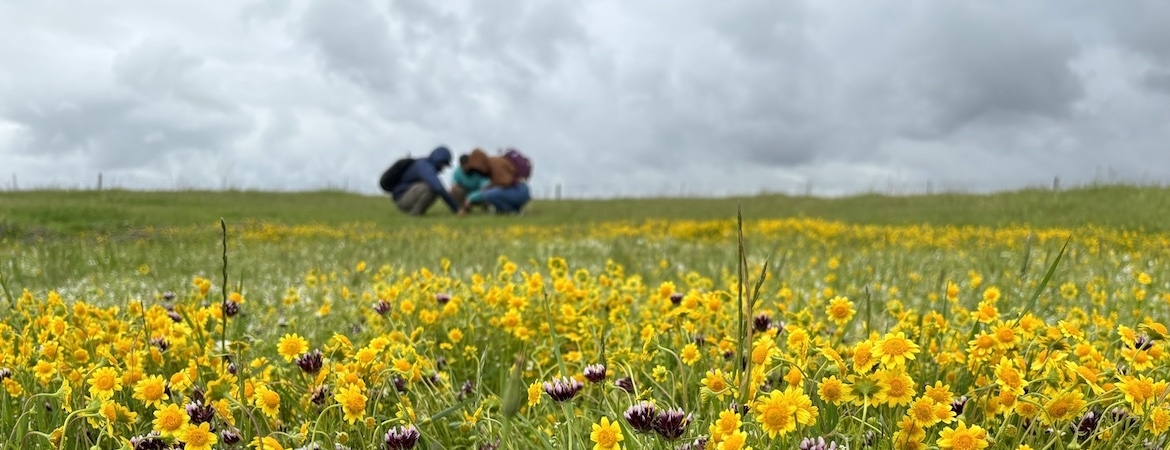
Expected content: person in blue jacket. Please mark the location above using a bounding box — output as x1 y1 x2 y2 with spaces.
390 146 460 215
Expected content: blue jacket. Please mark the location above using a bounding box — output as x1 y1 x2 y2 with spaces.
391 147 459 212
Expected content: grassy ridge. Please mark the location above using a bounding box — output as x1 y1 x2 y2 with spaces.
0 184 1169 236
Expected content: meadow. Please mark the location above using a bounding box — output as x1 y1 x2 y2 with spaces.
1 185 1169 449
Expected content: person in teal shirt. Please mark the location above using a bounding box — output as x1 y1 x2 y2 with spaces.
451 154 490 209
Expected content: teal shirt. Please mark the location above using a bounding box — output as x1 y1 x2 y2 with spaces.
453 168 489 202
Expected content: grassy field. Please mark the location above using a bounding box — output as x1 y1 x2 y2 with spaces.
0 185 1168 449
2 184 1170 235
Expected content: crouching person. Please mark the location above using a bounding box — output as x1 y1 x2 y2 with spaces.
461 148 531 214
391 146 461 216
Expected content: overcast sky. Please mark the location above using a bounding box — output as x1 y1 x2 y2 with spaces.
2 0 1169 197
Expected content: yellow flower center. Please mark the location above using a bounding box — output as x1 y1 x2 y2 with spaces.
763 405 789 428
262 391 280 408
596 428 617 447
186 427 210 445
950 434 976 450
345 394 364 412
887 378 908 397
912 402 934 421
95 373 115 390
159 412 182 431
882 339 909 356
143 383 164 400
822 384 841 400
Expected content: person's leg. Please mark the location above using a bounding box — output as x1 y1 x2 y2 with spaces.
481 184 530 214
450 185 468 207
513 183 531 214
480 188 510 213
394 182 438 215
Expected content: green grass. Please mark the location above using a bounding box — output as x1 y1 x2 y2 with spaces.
1 184 1169 237
1 184 1168 449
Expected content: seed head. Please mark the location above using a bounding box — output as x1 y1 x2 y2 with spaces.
653 407 691 441
383 425 421 450
624 401 658 433
614 376 635 394
584 364 607 383
543 376 583 402
296 349 324 374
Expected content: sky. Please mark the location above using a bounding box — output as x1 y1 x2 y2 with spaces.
1 0 1169 198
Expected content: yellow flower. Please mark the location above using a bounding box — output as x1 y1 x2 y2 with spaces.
680 343 700 365
527 380 543 407
825 296 856 326
590 416 623 450
718 429 752 450
874 369 916 407
975 301 1000 324
254 385 282 419
334 384 368 424
1146 405 1170 435
753 389 796 438
784 367 803 387
652 365 668 382
752 387 816 439
1042 390 1085 425
817 376 855 405
852 339 878 373
177 422 218 450
133 374 169 408
923 381 955 406
701 369 733 401
152 403 189 437
3 378 24 396
250 436 285 449
937 421 988 450
893 416 926 450
708 410 741 442
906 397 944 428
1116 374 1167 415
982 287 1000 303
751 335 778 367
946 281 960 300
277 333 309 362
87 366 122 400
993 357 1026 395
874 332 920 368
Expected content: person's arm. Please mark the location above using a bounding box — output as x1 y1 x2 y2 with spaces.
419 164 460 212
467 189 484 204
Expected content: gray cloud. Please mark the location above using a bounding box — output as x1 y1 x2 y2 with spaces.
1 0 1169 196
3 37 252 171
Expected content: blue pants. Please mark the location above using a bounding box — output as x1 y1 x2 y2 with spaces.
481 184 530 214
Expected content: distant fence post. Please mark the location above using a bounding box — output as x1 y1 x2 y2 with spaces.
926 180 933 195
555 183 562 200
97 172 103 191
10 173 15 191
1053 176 1060 191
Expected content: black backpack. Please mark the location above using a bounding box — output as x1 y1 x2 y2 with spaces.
379 158 416 192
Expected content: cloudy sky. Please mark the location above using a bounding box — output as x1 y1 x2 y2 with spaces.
2 0 1169 197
